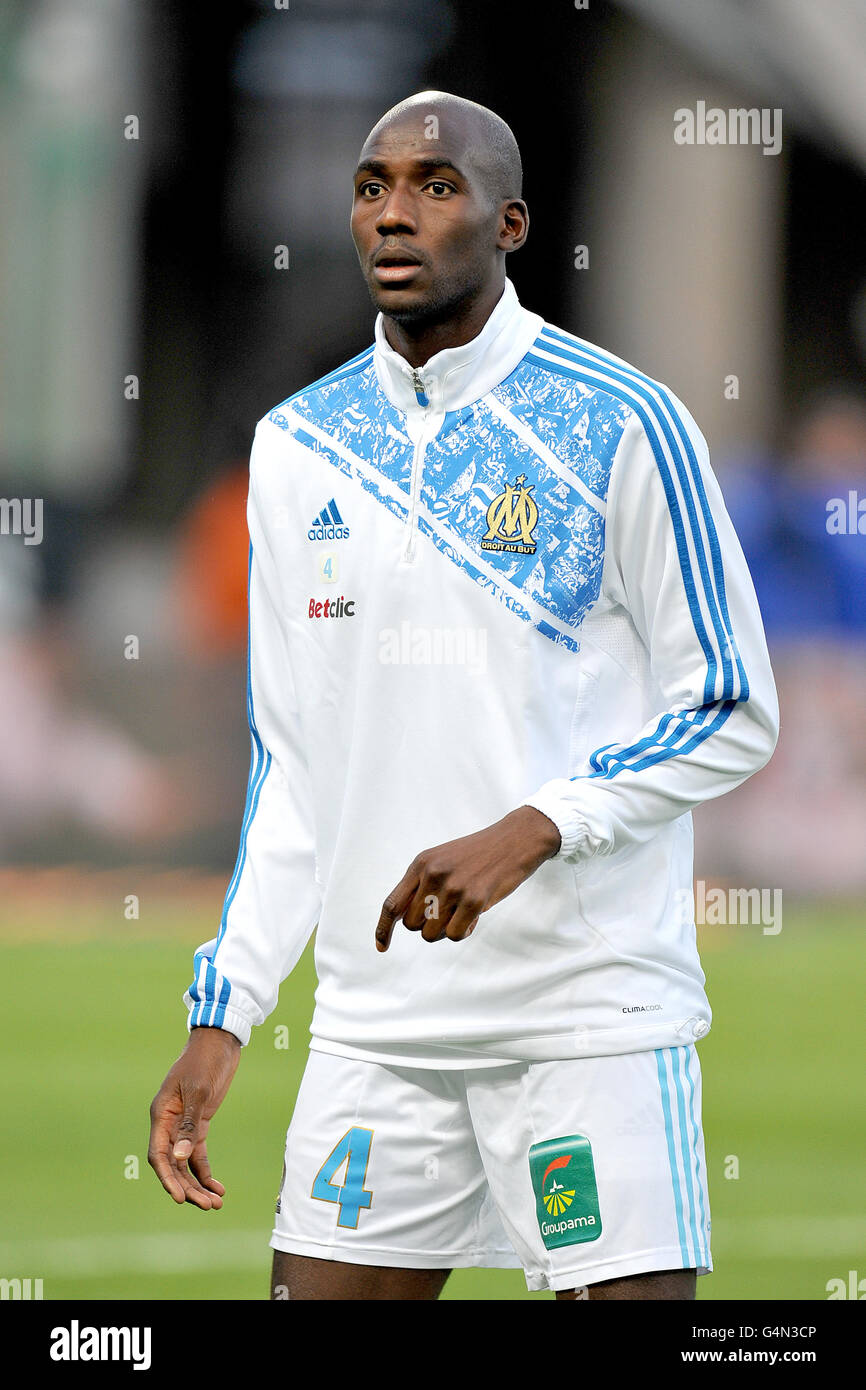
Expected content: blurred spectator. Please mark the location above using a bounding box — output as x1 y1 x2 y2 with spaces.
723 391 866 638
172 464 249 661
0 606 190 853
696 392 866 891
0 497 201 855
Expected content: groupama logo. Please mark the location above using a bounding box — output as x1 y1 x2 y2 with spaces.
541 1154 577 1216
528 1135 602 1250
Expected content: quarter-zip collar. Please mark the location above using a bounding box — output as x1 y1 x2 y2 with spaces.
373 277 543 417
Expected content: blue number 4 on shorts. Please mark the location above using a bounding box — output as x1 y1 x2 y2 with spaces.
311 1127 374 1229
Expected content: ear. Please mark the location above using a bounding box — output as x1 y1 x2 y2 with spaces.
498 199 529 253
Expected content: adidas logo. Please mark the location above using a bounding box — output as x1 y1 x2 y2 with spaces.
308 498 349 541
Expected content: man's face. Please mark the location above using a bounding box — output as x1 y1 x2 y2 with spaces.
350 115 503 325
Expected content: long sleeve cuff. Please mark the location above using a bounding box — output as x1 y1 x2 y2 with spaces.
183 995 253 1048
522 780 602 862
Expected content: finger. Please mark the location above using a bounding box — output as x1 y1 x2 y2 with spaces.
149 1133 214 1207
170 1154 218 1207
444 897 485 942
176 1171 215 1208
420 914 447 942
171 1085 207 1155
375 866 420 952
419 887 473 942
170 1101 220 1208
401 884 437 931
172 1156 218 1209
148 1140 186 1204
188 1144 225 1204
148 1099 189 1202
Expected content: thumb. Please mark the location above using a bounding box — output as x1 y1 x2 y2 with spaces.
172 1097 202 1162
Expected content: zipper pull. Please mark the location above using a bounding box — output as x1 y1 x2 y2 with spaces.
410 368 429 408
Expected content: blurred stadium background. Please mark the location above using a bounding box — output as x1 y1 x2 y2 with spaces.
0 0 864 1300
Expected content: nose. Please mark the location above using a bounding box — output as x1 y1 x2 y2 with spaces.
375 181 417 237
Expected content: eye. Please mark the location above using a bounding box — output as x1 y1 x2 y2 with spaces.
425 181 453 196
358 181 385 198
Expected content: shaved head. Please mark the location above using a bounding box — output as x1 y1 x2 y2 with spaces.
366 91 523 207
350 89 529 359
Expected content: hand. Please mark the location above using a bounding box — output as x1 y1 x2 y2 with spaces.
375 806 561 952
148 1026 241 1209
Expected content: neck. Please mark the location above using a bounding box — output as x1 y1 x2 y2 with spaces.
381 276 506 368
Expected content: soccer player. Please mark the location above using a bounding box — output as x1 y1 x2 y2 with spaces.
148 92 779 1300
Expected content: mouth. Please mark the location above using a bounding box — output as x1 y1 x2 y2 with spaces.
372 250 424 285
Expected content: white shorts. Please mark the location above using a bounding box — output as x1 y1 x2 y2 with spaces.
270 1045 712 1293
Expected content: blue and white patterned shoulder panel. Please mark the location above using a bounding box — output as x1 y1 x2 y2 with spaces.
491 353 633 503
267 352 414 492
414 354 632 633
264 335 634 646
268 343 376 415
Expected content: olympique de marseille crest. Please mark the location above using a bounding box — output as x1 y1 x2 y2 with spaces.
481 474 539 555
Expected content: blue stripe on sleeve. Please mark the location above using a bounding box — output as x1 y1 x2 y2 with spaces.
534 331 741 701
212 976 233 1031
526 348 721 705
549 325 748 704
202 961 217 1028
540 326 747 700
589 702 736 782
189 543 272 1024
526 329 750 785
214 546 272 959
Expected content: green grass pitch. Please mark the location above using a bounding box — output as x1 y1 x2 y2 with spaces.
0 900 862 1300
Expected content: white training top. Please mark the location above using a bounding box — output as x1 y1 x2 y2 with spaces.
185 278 779 1066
